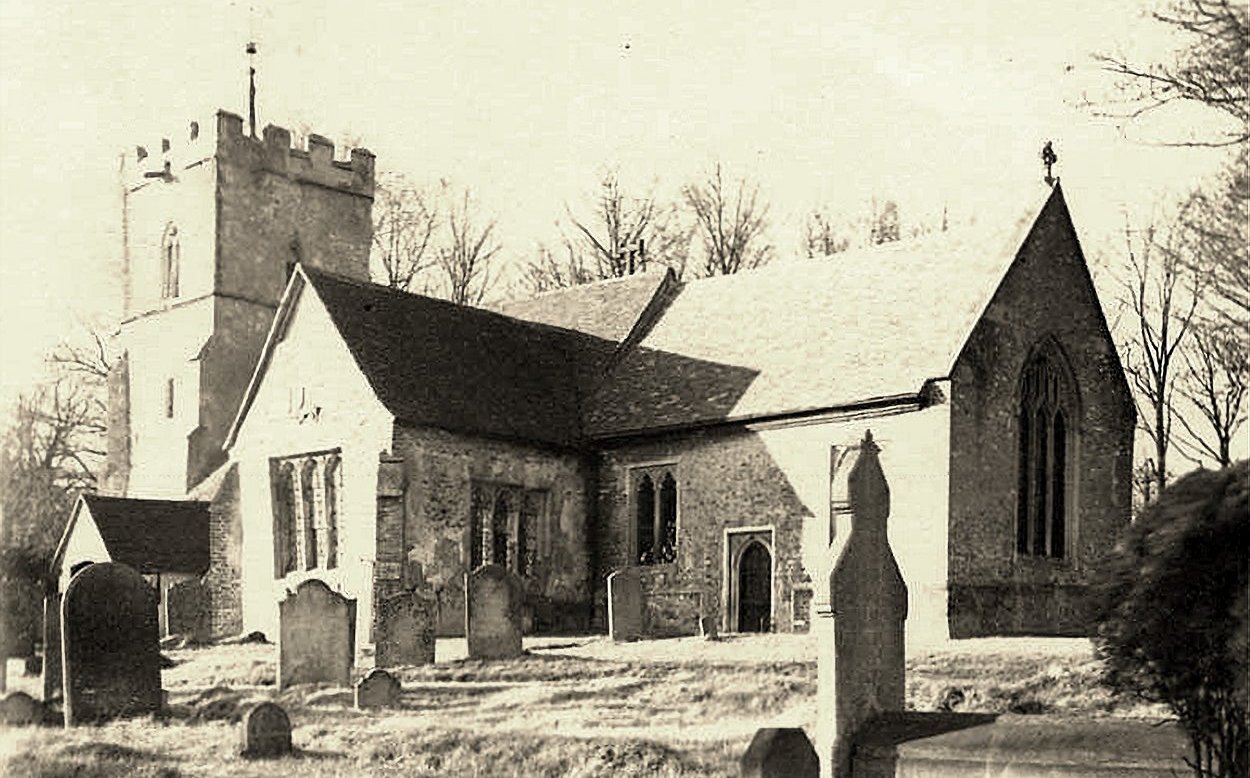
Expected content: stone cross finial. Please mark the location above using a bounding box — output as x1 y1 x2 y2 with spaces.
1042 141 1058 187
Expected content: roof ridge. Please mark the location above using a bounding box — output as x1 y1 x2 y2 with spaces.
500 268 669 304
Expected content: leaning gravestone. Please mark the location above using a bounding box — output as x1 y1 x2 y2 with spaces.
240 701 292 758
607 567 643 642
354 668 402 709
278 579 356 690
61 562 162 725
375 589 436 667
465 565 523 660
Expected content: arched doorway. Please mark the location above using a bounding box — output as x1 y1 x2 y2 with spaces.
737 541 772 633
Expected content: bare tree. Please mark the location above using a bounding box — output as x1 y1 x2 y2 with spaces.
802 210 851 258
1120 218 1200 495
371 172 439 291
1177 148 1250 321
432 185 501 306
523 171 689 292
1092 0 1248 146
521 244 598 294
1174 325 1248 468
682 163 774 277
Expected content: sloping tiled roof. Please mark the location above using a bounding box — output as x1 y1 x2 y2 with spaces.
304 270 617 447
584 184 1060 438
492 271 672 343
82 494 210 574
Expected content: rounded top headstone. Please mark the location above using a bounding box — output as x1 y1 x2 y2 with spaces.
240 701 292 758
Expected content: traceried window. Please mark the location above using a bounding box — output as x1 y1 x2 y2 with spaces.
160 224 180 299
633 465 678 565
1017 341 1077 559
468 481 547 577
270 450 342 578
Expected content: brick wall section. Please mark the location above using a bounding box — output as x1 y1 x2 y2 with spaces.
597 425 812 636
947 189 1135 637
205 464 244 638
390 424 594 636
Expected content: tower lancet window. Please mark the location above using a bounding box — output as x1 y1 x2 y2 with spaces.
160 224 181 299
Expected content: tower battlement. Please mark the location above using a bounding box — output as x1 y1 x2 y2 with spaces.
123 110 375 197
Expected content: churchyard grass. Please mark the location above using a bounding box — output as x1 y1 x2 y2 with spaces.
0 634 1165 777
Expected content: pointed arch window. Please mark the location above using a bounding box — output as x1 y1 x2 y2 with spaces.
633 465 679 565
467 482 547 574
1017 341 1078 559
160 224 180 299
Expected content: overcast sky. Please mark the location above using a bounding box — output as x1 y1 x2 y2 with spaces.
0 0 1233 407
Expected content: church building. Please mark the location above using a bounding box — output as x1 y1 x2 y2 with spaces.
88 109 1135 648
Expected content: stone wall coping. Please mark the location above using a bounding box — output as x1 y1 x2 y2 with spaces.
856 712 1188 774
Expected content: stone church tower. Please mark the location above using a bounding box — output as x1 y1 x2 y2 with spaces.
105 111 375 497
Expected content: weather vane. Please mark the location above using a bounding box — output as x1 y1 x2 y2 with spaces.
1041 141 1058 187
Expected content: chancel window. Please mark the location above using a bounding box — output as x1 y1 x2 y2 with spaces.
633 466 678 565
160 224 180 299
1017 342 1077 559
468 482 547 576
271 450 342 577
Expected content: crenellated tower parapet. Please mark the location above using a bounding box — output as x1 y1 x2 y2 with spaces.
123 111 375 198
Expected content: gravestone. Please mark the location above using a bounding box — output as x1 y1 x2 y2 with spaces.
42 593 61 701
278 579 356 689
166 578 210 643
465 565 523 660
239 701 292 758
354 668 401 709
375 589 436 667
0 691 43 726
699 614 719 641
61 562 162 725
814 431 907 778
607 567 643 642
741 728 819 778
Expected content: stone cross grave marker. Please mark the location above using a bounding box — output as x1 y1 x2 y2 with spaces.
607 567 643 641
61 562 162 726
278 579 356 689
240 701 292 758
814 431 907 778
465 564 523 659
355 668 402 709
375 588 436 667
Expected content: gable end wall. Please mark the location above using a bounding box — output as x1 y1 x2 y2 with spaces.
948 191 1134 637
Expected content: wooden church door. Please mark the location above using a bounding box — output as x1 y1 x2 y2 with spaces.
737 541 772 632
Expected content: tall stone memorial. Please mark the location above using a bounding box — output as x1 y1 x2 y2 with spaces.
375 588 436 667
278 579 356 689
607 567 643 642
815 431 907 778
61 562 162 725
465 564 523 659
